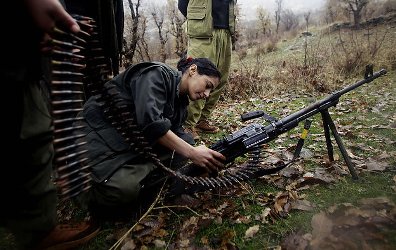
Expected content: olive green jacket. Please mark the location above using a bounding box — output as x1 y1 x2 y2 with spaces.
76 62 189 183
178 0 237 38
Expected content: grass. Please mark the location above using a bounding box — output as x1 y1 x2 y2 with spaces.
181 171 396 250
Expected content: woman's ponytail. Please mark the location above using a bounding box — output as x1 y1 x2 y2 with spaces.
177 56 221 79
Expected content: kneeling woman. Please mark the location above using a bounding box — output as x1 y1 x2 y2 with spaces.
76 57 225 213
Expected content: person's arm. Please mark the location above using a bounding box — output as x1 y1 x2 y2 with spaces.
158 130 225 173
24 0 80 34
129 65 224 172
178 0 189 17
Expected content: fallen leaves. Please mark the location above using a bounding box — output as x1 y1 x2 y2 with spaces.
111 84 395 249
393 175 396 192
365 158 390 172
281 231 310 250
290 199 315 212
244 225 260 239
281 197 396 250
309 197 396 250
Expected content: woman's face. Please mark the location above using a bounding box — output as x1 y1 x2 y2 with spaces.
187 65 219 101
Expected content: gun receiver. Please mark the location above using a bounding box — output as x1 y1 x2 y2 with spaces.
211 68 387 166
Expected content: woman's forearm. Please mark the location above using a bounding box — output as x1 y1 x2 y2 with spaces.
157 130 225 171
157 130 194 158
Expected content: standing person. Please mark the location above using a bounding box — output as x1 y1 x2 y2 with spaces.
178 0 237 139
75 57 226 217
1 0 100 249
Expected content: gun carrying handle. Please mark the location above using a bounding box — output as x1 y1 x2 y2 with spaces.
241 110 264 121
241 110 278 123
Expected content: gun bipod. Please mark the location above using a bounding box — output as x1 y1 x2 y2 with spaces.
320 110 359 179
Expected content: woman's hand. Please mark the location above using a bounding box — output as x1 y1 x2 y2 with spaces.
157 131 226 174
189 145 226 174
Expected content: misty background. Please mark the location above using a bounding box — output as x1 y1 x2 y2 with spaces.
239 0 326 20
142 0 327 21
122 0 395 64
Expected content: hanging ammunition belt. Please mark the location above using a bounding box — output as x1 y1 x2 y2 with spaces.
49 15 114 200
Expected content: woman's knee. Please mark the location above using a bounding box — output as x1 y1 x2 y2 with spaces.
92 179 141 206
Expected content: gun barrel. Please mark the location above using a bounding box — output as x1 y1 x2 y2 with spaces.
275 69 387 132
337 69 387 96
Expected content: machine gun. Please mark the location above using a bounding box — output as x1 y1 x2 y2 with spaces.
209 67 387 180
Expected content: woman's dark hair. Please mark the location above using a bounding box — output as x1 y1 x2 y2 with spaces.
177 57 221 79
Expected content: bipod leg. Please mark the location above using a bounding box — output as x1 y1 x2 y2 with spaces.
293 119 312 159
321 111 334 161
321 110 359 180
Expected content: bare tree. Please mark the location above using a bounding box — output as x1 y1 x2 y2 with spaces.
150 5 169 62
281 9 298 31
304 12 311 32
232 3 243 50
136 15 152 62
303 12 311 68
124 0 142 66
256 6 271 38
382 0 396 14
167 0 187 58
274 0 283 34
324 0 343 24
341 0 369 27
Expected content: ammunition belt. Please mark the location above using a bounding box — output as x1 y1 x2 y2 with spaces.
50 16 285 199
100 85 289 191
50 15 113 200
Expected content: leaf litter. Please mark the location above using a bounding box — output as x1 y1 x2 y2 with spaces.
49 75 395 250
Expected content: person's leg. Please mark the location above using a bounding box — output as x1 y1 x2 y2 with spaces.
3 78 99 249
2 79 58 248
79 126 196 212
86 161 155 209
185 37 215 128
199 29 232 122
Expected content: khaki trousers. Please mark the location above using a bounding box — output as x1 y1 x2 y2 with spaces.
185 29 232 127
